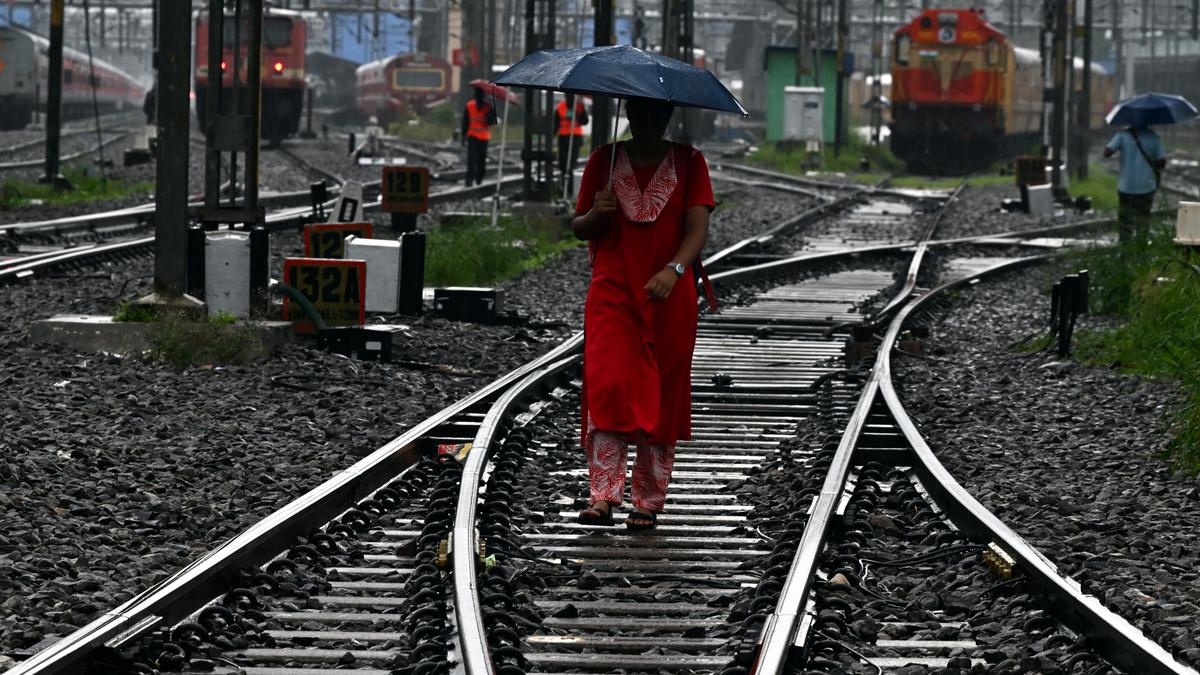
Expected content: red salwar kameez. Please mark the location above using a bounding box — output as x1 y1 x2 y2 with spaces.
575 141 715 512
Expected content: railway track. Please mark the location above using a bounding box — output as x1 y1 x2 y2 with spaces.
7 173 1187 675
0 176 524 282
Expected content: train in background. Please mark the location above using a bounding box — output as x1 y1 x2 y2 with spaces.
194 8 306 146
0 25 144 131
354 52 453 122
890 8 1116 171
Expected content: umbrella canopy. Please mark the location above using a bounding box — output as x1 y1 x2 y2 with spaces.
1106 92 1198 127
469 79 521 105
493 45 747 116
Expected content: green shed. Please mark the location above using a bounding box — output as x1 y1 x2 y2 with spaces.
764 46 853 144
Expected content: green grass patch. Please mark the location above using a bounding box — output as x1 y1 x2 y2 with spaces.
0 167 153 210
1074 219 1200 475
424 214 584 287
112 304 266 367
149 313 265 369
1068 164 1119 213
746 137 905 181
889 172 1014 190
112 300 158 323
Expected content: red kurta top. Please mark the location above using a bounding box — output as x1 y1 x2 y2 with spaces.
576 141 715 446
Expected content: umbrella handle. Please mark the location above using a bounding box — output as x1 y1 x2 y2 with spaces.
606 97 622 191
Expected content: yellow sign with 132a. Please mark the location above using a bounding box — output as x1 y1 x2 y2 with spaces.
303 222 374 259
381 166 430 214
283 258 367 333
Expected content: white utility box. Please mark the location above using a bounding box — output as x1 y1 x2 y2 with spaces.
1025 184 1054 216
205 231 251 319
783 86 825 144
1175 201 1200 245
345 235 402 313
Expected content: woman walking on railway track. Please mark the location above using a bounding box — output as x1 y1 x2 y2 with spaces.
571 96 714 531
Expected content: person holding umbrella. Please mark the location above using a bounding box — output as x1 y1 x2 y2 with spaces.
461 86 498 187
494 44 746 531
1102 92 1199 243
569 96 714 530
1103 125 1165 243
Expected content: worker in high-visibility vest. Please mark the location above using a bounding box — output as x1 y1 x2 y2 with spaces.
461 87 498 187
556 94 589 195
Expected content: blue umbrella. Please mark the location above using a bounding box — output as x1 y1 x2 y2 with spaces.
1106 92 1199 127
492 45 748 116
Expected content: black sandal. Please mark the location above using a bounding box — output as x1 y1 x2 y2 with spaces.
578 501 615 526
625 510 657 531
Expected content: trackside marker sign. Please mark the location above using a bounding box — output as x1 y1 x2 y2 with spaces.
283 258 367 333
303 222 374 259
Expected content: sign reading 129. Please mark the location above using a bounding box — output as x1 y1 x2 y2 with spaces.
282 258 367 333
381 166 430 214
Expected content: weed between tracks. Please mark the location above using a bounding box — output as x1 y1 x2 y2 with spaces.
424 214 583 287
747 137 905 179
113 304 264 368
0 168 153 210
1075 220 1200 475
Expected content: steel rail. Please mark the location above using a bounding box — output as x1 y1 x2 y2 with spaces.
0 175 525 283
876 259 1200 675
749 257 920 675
452 354 581 675
0 163 475 240
0 131 132 171
753 254 1199 675
271 145 347 187
4 331 585 675
0 124 134 157
870 180 967 323
714 161 930 201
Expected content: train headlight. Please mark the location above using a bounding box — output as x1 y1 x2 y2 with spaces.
220 60 227 71
273 61 284 74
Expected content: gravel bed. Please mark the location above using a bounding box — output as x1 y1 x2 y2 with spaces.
0 179 805 665
892 264 1200 669
0 196 569 666
809 462 1121 675
934 184 1100 240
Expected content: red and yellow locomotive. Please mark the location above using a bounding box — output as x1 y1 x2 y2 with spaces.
355 52 453 121
890 8 1114 170
194 8 306 145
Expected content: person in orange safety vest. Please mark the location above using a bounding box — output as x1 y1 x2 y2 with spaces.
461 87 498 186
556 94 589 195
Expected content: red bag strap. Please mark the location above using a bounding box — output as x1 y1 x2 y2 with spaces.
674 145 719 314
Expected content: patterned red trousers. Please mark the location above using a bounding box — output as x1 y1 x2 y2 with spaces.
585 427 676 512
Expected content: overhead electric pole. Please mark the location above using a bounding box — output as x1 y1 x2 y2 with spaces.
592 0 613 148
42 0 65 188
1075 0 1092 181
833 0 847 155
1049 0 1069 192
154 0 191 296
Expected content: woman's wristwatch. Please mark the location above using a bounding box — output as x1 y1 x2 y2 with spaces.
667 262 686 277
